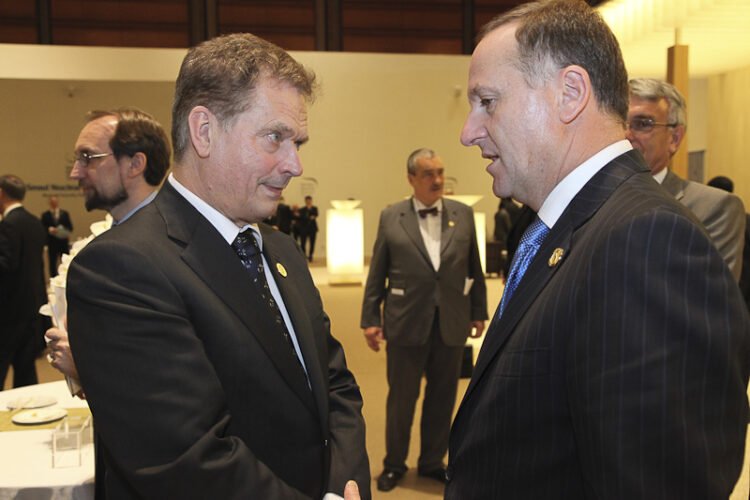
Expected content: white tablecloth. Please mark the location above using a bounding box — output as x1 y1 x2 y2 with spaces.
0 381 94 500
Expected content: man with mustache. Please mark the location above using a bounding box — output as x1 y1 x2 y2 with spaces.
66 33 370 499
361 148 487 492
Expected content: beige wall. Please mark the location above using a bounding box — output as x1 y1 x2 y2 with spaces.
0 79 175 239
1 43 747 257
707 65 750 205
0 45 497 255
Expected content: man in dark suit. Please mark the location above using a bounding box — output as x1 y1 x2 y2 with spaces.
0 174 46 388
67 33 369 499
46 107 171 392
361 148 487 491
299 195 319 261
627 78 745 280
41 196 73 277
447 1 750 498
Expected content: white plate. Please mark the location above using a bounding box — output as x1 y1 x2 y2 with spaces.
6 395 58 410
12 408 68 425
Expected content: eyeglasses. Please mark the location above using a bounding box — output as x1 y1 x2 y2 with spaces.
73 151 113 167
627 117 678 133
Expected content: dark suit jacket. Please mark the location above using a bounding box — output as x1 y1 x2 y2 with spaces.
67 182 370 499
361 197 487 346
41 208 73 249
299 206 319 234
0 206 46 325
446 150 750 499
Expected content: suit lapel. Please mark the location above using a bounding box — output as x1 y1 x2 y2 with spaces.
661 170 686 201
156 184 316 414
439 200 456 256
462 150 650 402
399 198 433 267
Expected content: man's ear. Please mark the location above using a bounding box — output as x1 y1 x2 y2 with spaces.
558 65 591 124
669 125 686 155
126 152 147 179
188 106 214 159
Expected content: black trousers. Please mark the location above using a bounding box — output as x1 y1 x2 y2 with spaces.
383 310 463 472
0 316 40 389
300 231 317 260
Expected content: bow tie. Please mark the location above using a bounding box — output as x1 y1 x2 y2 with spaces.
418 207 439 218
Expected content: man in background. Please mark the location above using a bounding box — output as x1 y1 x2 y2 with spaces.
299 195 319 261
41 195 73 277
448 1 749 498
66 33 369 498
0 174 46 388
46 107 171 391
361 148 487 492
627 77 745 279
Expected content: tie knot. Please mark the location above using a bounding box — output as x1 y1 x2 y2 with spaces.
418 207 439 218
232 229 261 257
520 217 549 248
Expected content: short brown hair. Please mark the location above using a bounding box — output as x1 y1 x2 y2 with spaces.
171 33 317 163
86 108 171 186
0 174 26 201
479 0 628 124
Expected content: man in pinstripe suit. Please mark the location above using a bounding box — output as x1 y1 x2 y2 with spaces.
447 1 750 498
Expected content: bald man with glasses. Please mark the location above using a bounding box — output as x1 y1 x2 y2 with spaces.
627 77 745 279
46 107 171 393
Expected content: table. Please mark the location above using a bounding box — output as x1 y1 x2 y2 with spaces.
0 381 94 500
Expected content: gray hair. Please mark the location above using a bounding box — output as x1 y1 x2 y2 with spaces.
172 33 317 163
478 0 629 124
406 148 436 175
629 78 687 128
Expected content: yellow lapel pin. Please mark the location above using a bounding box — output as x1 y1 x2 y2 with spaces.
276 262 288 277
448 221 455 227
548 248 564 267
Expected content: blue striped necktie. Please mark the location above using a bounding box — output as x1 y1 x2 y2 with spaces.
497 216 550 318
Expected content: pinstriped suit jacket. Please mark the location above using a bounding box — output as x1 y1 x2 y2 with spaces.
446 150 750 499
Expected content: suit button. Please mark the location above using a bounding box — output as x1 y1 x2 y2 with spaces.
445 465 454 482
323 439 328 447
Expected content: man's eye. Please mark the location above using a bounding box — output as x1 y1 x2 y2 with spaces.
294 141 303 151
268 132 281 143
480 98 494 108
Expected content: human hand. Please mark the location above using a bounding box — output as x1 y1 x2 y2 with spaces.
46 319 80 381
344 480 360 500
363 327 384 352
469 320 485 338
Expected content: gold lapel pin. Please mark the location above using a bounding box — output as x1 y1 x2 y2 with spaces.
548 248 564 267
276 262 288 277
448 221 455 227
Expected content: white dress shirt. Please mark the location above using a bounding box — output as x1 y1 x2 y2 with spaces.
413 197 443 271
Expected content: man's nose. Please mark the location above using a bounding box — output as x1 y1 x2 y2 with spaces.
69 161 84 179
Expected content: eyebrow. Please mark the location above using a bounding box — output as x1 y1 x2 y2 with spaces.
468 85 496 99
265 123 308 143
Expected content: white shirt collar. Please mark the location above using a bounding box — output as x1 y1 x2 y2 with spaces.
537 140 632 229
412 197 443 213
652 167 668 184
167 174 261 247
3 202 22 218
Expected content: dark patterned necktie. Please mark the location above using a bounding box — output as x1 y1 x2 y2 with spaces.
497 216 550 318
231 229 308 384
